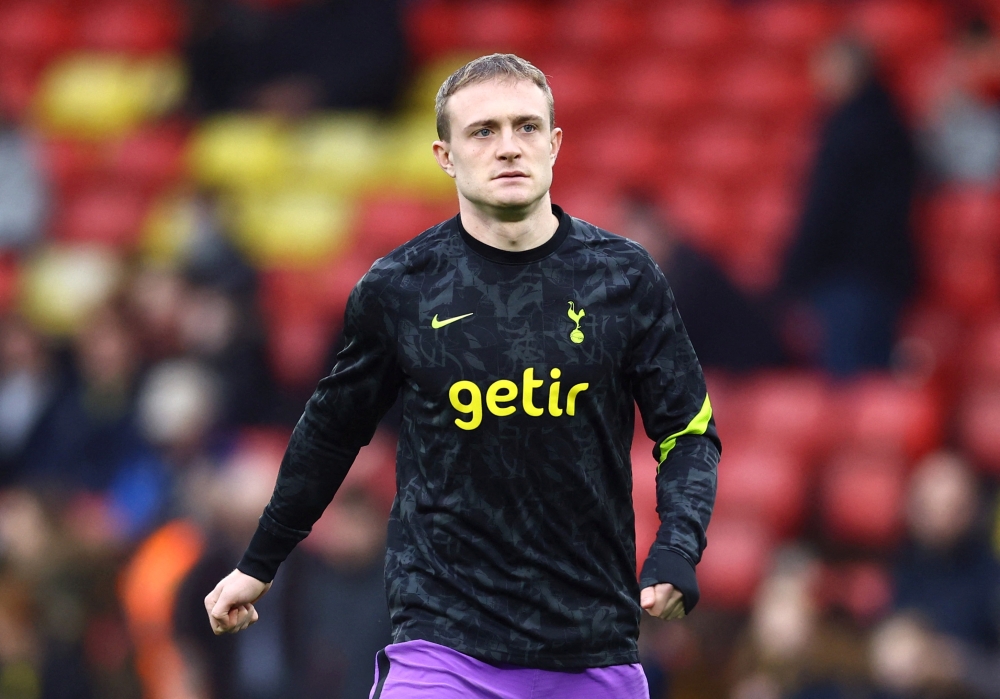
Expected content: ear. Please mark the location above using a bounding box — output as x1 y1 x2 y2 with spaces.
432 140 456 179
549 126 563 165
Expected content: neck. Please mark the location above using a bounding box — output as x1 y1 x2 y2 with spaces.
458 193 559 252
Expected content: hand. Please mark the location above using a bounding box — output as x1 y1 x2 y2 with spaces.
204 569 272 635
641 583 685 620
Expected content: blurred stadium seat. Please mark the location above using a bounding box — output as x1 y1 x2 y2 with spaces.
35 53 185 139
230 190 354 268
819 450 907 549
404 0 463 61
77 1 183 54
457 1 550 56
742 1 840 54
648 2 740 60
21 244 124 335
189 115 291 190
617 58 706 125
714 440 808 538
697 515 775 609
736 371 832 458
834 375 942 460
956 385 1000 475
108 127 188 192
0 2 74 64
849 0 950 64
553 0 641 56
291 113 383 195
54 183 150 248
352 196 456 259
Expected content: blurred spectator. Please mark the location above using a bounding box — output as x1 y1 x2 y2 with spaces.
871 452 1000 697
620 197 786 373
780 37 918 377
0 317 57 485
924 17 1000 185
730 548 872 699
173 437 391 699
0 115 47 250
185 0 408 115
25 306 154 494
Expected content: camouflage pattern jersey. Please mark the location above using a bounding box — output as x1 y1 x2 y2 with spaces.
238 205 721 670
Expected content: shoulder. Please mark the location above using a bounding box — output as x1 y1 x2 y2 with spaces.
565 213 666 281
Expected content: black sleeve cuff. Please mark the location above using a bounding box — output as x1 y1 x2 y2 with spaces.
236 519 305 583
639 548 700 613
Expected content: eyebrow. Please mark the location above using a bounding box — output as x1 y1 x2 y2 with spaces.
464 114 545 131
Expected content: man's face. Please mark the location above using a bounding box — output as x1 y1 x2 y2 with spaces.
433 79 562 215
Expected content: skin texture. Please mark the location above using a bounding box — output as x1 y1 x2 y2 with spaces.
207 75 685 634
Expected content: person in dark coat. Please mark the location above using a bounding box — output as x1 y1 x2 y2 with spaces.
780 37 918 377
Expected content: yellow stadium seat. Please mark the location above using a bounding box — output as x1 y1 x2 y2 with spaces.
188 115 291 191
401 54 476 116
291 112 383 195
35 53 185 139
228 190 354 268
21 245 123 335
376 116 454 198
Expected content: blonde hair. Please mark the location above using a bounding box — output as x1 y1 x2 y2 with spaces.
434 53 555 141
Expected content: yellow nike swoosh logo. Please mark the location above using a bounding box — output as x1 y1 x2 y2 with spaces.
431 312 474 329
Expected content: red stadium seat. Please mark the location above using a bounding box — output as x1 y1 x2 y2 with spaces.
697 515 775 610
927 247 1000 321
552 1 641 56
548 185 618 231
742 1 840 53
544 58 610 131
963 316 1000 387
923 187 1000 254
679 121 768 185
849 0 949 64
404 0 463 60
711 56 814 124
660 180 738 252
578 125 670 191
41 138 104 195
616 59 707 124
713 440 808 538
54 185 150 248
648 2 740 59
631 429 659 577
77 1 183 54
321 250 381 321
0 59 45 119
0 2 74 63
819 450 907 549
957 385 1000 476
834 375 943 460
107 127 188 192
738 371 832 458
455 1 550 56
352 197 456 260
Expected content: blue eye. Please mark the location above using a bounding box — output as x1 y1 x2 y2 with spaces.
523 124 537 133
474 128 491 137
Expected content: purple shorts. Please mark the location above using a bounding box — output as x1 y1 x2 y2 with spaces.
368 639 649 699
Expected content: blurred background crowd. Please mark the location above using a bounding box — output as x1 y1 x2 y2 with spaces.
0 0 998 697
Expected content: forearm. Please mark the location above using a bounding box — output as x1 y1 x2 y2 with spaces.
639 436 720 611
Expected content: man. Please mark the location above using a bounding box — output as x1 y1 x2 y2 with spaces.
205 54 720 699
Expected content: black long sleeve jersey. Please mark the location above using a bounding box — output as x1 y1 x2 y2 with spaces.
238 205 721 670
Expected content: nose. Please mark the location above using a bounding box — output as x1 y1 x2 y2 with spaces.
496 127 521 161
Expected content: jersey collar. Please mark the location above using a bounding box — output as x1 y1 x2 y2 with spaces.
456 204 571 265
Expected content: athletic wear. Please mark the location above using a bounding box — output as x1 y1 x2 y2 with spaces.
238 205 721 669
368 640 649 699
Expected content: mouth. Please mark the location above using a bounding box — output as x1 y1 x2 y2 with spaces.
494 171 529 180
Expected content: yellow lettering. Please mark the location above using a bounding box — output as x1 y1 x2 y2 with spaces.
548 368 562 416
449 381 482 430
486 379 518 416
566 383 589 416
522 367 544 417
